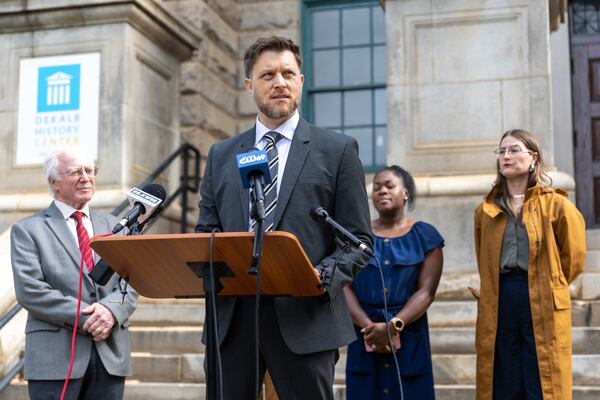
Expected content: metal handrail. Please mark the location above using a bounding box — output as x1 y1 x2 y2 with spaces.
112 142 201 233
0 141 201 392
0 304 22 330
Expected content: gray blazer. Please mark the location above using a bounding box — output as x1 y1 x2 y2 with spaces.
196 118 372 354
10 202 138 380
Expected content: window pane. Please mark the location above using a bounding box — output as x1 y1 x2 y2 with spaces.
313 10 339 48
375 127 387 166
344 90 372 126
313 50 340 87
373 6 386 43
373 45 386 84
345 128 373 166
374 88 386 125
313 92 342 128
342 7 370 46
343 47 371 85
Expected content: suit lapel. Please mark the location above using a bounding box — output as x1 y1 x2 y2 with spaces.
44 203 81 269
237 128 257 227
273 118 311 229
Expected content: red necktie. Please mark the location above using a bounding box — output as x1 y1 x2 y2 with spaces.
71 211 94 271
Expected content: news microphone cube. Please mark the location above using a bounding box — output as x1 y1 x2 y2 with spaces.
236 150 272 189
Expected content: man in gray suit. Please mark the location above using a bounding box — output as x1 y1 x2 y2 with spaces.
11 146 138 399
196 36 372 399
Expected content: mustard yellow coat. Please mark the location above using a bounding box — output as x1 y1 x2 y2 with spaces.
474 185 586 400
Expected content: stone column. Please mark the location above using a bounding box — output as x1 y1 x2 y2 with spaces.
384 0 571 296
0 0 199 374
0 0 199 227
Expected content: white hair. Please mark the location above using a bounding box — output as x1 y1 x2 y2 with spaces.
43 146 95 195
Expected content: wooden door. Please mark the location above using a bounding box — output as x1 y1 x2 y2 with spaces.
571 3 600 228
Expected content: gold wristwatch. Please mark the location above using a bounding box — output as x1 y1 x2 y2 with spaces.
390 317 405 335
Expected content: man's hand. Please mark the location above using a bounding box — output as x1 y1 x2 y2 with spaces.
82 303 116 341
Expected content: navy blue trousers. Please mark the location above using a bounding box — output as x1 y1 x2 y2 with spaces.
493 269 543 400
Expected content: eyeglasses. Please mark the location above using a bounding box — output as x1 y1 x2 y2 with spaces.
493 147 533 158
61 166 98 178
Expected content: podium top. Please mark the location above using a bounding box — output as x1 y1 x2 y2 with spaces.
90 232 323 298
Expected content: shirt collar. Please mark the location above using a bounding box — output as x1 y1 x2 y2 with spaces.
254 111 299 145
54 200 91 220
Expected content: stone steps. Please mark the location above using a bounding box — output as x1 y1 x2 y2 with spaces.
128 325 600 356
432 354 600 385
128 349 600 386
3 380 599 400
433 385 600 400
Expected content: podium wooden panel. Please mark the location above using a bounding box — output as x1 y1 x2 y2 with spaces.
90 232 323 298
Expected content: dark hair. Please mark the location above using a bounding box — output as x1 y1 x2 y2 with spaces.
376 165 417 211
494 129 551 200
244 36 302 78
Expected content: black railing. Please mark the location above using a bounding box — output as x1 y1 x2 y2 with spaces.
0 142 201 393
112 142 201 232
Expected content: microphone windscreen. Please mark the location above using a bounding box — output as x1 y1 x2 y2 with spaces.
236 149 272 189
309 206 329 224
141 183 167 201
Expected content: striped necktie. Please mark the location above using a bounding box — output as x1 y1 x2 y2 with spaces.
71 211 94 271
252 131 282 232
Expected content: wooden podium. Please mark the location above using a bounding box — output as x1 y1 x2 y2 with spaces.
90 231 323 298
90 231 323 400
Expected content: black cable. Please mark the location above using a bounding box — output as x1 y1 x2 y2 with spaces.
373 256 404 400
254 258 261 400
209 228 223 400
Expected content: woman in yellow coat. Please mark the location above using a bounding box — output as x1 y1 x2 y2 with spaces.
473 129 586 399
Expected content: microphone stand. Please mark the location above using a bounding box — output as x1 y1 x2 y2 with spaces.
248 174 266 276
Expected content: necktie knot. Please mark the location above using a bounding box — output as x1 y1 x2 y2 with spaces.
71 210 94 271
264 131 282 148
71 211 83 222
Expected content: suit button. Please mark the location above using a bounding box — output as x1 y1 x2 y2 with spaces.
384 260 390 265
384 363 390 368
383 388 389 395
384 288 389 294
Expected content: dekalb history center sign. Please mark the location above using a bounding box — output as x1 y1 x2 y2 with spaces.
16 53 100 165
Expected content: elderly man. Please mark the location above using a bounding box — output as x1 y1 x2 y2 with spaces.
10 146 138 400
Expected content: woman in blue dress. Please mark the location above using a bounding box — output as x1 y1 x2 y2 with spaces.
344 165 444 400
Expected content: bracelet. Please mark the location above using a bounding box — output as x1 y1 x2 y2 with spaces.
389 317 405 335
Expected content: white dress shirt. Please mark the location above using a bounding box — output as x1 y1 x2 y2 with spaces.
247 111 300 230
54 200 95 257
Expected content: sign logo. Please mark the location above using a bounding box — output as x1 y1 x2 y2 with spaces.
238 153 267 165
37 64 81 112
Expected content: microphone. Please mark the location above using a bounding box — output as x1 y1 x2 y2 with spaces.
236 148 272 189
309 206 374 257
112 183 166 234
237 147 272 222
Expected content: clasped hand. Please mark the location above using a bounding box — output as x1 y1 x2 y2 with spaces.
82 303 116 341
361 322 401 353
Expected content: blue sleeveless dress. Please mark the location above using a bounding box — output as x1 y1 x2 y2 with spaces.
346 221 444 400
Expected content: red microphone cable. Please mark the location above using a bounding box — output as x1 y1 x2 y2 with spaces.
60 231 113 400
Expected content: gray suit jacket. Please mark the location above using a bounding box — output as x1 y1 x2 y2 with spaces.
10 202 138 380
196 118 372 354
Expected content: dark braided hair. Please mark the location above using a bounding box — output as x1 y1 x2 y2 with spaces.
376 165 417 211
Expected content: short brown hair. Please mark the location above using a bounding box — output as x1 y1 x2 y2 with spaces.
244 36 302 78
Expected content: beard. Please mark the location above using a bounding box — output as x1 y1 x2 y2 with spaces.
254 90 301 121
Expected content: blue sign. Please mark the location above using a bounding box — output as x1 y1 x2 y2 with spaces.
37 64 80 113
